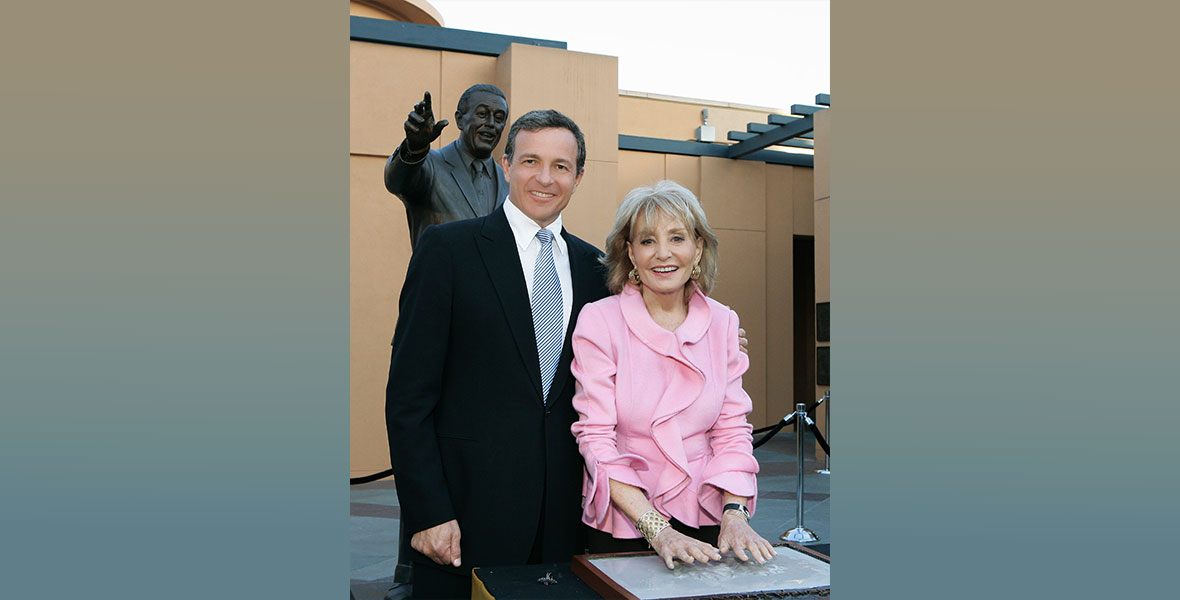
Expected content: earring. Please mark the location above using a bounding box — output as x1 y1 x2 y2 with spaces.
690 263 702 280
628 268 642 286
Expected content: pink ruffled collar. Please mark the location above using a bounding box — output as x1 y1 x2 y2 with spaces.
618 283 712 357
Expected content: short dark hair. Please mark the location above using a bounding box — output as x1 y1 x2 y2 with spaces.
456 84 506 114
503 109 586 175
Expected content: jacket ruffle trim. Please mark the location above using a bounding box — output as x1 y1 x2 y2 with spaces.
581 453 651 534
697 452 760 522
618 285 714 518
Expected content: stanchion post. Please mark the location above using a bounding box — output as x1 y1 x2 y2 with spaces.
817 390 830 475
781 402 818 543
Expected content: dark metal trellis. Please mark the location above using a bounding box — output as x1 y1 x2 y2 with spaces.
724 94 829 159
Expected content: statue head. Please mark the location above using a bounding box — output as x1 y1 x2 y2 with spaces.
455 84 508 159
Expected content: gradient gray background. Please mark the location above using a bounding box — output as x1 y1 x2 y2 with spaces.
833 1 1180 597
3 1 1178 598
2 2 347 598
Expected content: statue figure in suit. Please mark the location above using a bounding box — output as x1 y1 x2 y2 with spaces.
384 85 509 250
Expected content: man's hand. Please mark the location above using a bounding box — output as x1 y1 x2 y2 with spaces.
738 327 749 355
403 91 450 154
410 519 462 567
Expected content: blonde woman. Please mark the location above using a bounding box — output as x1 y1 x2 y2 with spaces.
570 181 775 569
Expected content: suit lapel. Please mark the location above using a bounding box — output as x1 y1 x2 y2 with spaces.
477 208 545 403
441 141 483 216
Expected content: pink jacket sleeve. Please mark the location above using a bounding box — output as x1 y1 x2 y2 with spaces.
570 303 651 528
698 309 759 518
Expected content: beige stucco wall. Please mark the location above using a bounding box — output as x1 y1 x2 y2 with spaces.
350 35 817 476
812 107 830 459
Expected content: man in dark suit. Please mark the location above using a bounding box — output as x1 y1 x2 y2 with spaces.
383 85 510 600
384 85 509 250
386 109 609 599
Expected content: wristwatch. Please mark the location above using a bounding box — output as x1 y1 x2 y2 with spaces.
722 503 750 522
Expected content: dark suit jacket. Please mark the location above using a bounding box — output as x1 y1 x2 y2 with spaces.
385 207 609 575
384 139 507 250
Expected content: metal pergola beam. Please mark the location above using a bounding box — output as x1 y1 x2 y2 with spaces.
768 114 800 126
790 104 824 116
619 135 813 167
815 93 830 106
726 115 814 159
747 121 812 140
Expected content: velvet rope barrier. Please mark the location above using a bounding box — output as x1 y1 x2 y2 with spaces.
350 468 394 485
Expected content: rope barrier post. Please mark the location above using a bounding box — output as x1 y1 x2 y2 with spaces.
817 390 830 475
781 402 818 543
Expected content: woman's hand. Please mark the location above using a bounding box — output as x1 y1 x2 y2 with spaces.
717 513 777 564
650 527 723 570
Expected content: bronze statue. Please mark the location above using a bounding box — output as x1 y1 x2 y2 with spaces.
384 85 509 249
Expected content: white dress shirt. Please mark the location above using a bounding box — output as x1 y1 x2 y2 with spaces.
503 198 574 336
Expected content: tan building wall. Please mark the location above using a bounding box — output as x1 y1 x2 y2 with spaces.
350 16 817 476
812 107 830 459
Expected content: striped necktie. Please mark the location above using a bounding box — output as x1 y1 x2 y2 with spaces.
532 228 563 402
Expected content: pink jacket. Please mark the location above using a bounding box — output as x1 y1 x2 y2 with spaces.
570 283 758 538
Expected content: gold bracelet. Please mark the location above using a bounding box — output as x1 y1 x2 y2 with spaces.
635 509 671 545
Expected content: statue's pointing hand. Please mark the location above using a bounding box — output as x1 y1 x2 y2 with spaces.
404 91 450 154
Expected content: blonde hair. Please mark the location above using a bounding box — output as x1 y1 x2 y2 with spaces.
602 180 720 295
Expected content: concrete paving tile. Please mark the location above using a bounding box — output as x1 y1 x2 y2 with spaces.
803 504 829 526
351 552 390 572
351 516 398 552
352 537 396 558
350 489 397 504
352 557 400 581
352 502 400 519
351 577 400 600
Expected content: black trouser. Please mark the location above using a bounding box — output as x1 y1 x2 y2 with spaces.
394 521 413 583
407 560 469 600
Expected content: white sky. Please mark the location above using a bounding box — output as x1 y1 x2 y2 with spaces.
428 0 829 111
